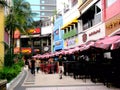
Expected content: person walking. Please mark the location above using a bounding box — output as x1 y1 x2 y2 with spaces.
35 58 40 73
57 54 64 79
30 57 36 75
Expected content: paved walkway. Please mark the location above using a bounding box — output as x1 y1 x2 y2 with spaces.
14 67 120 90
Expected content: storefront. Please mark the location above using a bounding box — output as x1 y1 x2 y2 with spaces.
78 23 105 44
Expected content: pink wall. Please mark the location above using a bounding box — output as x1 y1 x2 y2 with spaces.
103 0 120 21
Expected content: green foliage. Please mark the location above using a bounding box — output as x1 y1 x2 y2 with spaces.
0 60 24 82
63 29 77 39
4 47 14 67
17 60 24 67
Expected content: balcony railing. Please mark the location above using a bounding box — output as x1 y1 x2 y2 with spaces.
63 29 77 39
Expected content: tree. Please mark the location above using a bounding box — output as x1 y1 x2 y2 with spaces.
0 0 8 7
5 0 34 66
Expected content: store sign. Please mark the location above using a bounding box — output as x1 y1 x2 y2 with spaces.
105 14 120 35
34 48 40 53
65 38 78 46
89 29 101 36
21 48 32 54
27 28 40 34
44 46 49 52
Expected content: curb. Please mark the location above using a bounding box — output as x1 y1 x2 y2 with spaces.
7 69 26 90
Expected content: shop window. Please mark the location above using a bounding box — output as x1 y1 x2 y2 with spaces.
106 0 116 7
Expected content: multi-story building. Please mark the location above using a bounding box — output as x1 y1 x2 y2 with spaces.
78 0 105 44
61 0 80 49
19 0 57 56
39 0 56 20
30 0 56 21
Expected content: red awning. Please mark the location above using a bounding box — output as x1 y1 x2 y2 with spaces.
94 36 120 50
111 39 120 50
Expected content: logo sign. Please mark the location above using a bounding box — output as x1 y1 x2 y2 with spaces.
44 47 49 51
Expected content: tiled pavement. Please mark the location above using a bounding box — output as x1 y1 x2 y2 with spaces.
16 67 120 90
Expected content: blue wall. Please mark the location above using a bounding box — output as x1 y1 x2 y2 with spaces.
53 16 64 51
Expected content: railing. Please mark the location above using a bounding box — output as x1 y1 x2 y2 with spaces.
63 29 77 39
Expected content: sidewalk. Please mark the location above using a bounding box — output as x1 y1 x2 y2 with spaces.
20 68 119 90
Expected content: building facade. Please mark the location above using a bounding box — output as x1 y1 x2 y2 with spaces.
78 0 105 44
39 0 56 20
61 0 80 49
103 0 120 36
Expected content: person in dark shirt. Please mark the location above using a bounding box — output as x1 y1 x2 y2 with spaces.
57 54 64 79
30 57 35 75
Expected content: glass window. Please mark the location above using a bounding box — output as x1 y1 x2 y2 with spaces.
95 1 101 14
41 13 45 15
41 6 45 9
106 0 116 7
41 0 45 4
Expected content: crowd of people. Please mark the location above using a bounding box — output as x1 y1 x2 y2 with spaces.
23 55 65 79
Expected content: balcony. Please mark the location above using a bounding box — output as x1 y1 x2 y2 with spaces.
63 29 77 39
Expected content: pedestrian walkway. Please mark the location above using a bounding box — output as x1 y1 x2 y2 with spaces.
15 67 120 90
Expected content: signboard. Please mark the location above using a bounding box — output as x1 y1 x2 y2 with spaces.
21 48 32 54
105 14 120 35
27 28 40 34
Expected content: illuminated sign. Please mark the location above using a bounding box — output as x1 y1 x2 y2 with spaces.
21 48 32 54
27 28 40 34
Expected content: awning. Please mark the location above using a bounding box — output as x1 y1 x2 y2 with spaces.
94 36 120 50
61 17 78 30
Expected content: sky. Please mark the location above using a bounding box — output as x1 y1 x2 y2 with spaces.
26 0 68 21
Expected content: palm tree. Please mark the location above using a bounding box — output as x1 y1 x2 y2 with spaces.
0 0 8 7
5 0 34 66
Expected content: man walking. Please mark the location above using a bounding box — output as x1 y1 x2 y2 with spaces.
30 57 35 75
57 54 64 79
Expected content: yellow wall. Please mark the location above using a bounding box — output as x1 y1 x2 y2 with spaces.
0 6 5 68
